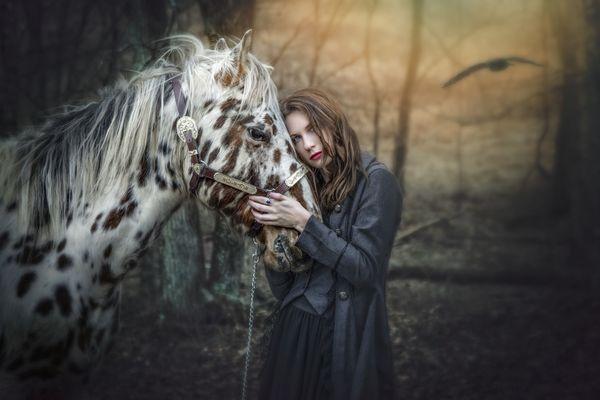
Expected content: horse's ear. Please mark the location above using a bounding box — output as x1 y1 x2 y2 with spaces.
215 38 228 52
216 30 252 87
232 29 252 69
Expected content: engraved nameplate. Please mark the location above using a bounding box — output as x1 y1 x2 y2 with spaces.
285 165 308 188
214 172 258 194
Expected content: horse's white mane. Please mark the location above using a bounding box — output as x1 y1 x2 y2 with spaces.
0 34 279 237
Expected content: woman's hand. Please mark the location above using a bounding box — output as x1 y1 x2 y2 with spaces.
248 192 312 233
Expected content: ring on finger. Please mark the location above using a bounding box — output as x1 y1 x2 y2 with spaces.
265 198 272 205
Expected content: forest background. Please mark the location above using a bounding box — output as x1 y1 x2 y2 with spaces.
1 0 599 398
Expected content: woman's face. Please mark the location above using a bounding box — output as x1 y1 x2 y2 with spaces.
285 111 331 169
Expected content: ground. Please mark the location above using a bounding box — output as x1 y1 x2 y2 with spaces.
5 193 599 400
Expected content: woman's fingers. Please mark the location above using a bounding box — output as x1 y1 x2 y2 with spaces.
251 209 277 223
248 199 271 213
248 195 274 205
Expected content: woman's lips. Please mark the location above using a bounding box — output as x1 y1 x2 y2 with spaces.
310 151 322 160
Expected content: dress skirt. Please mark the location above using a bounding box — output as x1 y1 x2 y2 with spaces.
258 299 333 400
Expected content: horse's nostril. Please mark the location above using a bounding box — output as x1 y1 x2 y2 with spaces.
274 234 287 253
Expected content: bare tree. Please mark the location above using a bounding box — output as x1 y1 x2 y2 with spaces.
546 0 600 268
577 0 600 267
364 0 382 157
392 0 425 184
547 0 581 218
308 0 355 85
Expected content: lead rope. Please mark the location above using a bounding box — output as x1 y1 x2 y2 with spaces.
241 237 261 400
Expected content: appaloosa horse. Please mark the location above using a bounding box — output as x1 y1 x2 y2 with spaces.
0 31 319 381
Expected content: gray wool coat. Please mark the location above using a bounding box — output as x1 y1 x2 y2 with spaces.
264 151 403 400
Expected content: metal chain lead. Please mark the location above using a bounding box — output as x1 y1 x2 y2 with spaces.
241 238 261 400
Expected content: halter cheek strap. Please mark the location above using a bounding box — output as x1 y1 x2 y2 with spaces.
170 77 308 237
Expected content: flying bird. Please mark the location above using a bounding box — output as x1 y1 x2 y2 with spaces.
442 56 543 88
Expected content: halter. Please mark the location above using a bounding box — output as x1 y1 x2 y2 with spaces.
170 78 308 237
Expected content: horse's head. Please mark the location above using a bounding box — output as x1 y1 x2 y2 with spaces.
174 31 320 272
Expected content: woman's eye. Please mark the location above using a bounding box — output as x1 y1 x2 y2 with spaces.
291 135 301 143
248 127 270 142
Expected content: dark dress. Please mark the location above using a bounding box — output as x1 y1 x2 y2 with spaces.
261 152 403 400
258 212 335 400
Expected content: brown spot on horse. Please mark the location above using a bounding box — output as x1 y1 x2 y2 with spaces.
214 115 228 130
208 148 220 164
57 238 67 252
34 299 54 316
126 201 138 216
200 140 213 160
120 187 133 205
220 97 240 113
103 244 112 259
99 263 118 285
17 272 37 298
54 285 72 317
57 254 73 271
289 184 308 209
0 231 9 251
223 144 241 174
138 156 149 187
103 208 125 230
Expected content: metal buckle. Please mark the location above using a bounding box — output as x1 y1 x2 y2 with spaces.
191 160 208 176
176 116 198 143
192 163 203 175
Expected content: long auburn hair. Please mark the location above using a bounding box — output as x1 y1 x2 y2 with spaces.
279 88 366 212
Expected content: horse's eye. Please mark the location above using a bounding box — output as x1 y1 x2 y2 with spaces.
248 127 270 142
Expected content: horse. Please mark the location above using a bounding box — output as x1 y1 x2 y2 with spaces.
0 31 320 381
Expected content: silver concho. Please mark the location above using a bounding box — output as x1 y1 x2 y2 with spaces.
176 116 198 142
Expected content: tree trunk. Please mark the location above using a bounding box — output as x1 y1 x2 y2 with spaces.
548 0 600 268
208 214 245 297
160 203 207 316
392 0 424 185
577 0 600 267
548 0 580 217
365 0 381 157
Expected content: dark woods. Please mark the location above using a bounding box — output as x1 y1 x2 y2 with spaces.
1 0 600 399
0 0 256 130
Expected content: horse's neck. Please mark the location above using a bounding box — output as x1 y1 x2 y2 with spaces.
80 152 188 278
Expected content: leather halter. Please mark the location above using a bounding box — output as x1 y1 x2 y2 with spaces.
170 78 308 237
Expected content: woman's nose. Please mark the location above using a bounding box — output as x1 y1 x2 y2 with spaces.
303 137 316 151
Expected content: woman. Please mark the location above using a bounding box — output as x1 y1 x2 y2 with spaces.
248 88 403 400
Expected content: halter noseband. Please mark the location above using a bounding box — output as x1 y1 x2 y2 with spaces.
170 78 308 237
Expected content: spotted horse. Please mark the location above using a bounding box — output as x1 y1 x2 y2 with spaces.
0 31 320 382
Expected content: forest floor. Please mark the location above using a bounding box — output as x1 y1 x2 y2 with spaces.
7 194 600 400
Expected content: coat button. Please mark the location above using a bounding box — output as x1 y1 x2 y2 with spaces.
334 204 342 213
335 228 342 236
338 291 349 301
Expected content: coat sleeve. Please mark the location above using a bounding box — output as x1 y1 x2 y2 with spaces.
295 168 402 288
263 265 294 301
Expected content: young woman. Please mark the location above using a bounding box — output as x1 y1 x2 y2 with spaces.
248 88 403 400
